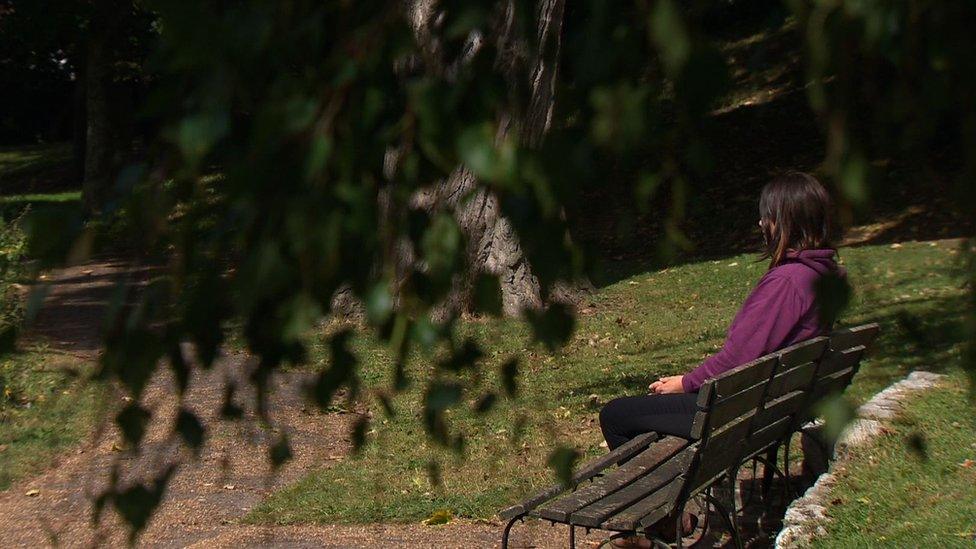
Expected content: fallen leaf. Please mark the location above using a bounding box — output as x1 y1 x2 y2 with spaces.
422 508 453 526
25 489 39 497
727 262 739 267
223 484 236 490
960 459 974 468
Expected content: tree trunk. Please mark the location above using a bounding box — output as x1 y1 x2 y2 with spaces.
408 0 567 317
72 61 87 185
82 3 114 216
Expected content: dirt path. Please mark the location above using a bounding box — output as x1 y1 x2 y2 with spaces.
2 258 625 548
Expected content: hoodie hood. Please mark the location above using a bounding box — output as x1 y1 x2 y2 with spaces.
782 248 841 276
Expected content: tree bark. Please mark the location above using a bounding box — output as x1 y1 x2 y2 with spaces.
82 2 114 216
408 0 567 317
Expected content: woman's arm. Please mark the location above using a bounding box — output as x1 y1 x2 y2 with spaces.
681 275 804 393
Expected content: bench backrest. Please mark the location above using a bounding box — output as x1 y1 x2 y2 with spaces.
681 337 829 494
803 323 880 421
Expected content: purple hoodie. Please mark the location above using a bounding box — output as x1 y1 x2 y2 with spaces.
681 249 842 393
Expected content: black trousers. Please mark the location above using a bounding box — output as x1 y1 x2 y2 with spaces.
599 393 699 450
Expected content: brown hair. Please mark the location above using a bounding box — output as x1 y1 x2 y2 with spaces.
759 172 834 267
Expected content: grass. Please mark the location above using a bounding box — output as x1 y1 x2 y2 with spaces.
0 143 71 183
247 239 972 525
0 142 80 222
814 371 976 548
0 349 105 490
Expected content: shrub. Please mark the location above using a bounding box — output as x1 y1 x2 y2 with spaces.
0 212 27 349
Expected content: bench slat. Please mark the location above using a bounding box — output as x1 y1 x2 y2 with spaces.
830 323 880 353
767 361 817 398
690 381 768 439
756 390 806 430
810 367 857 402
778 337 829 368
741 415 794 461
571 446 695 528
817 346 865 378
602 473 688 531
535 436 688 522
498 432 658 520
710 356 777 400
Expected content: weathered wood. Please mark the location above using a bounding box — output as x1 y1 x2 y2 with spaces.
498 432 658 520
756 390 806 430
816 346 865 378
711 356 778 400
809 367 857 403
742 415 793 460
536 436 688 521
703 409 755 451
829 323 880 353
767 361 818 399
571 446 695 528
691 381 768 439
777 337 829 369
602 473 687 530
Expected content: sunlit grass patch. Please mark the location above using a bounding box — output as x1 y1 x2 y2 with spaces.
0 349 106 490
814 371 976 547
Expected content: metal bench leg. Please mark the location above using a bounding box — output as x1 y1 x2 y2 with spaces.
674 500 686 549
761 447 778 503
706 477 745 549
782 432 795 499
502 514 524 549
569 525 576 548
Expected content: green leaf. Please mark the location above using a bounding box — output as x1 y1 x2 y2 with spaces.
500 357 519 397
112 466 176 543
472 272 503 316
220 383 244 420
547 446 580 488
365 281 394 326
351 415 370 455
422 508 453 526
116 403 151 446
437 338 483 372
311 329 358 409
525 302 576 352
270 433 293 468
815 273 852 328
175 409 205 452
421 213 463 289
840 152 870 206
651 0 691 73
473 392 497 414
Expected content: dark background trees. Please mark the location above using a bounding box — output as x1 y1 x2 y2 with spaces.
0 0 154 212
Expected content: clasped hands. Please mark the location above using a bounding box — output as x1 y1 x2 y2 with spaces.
648 374 685 394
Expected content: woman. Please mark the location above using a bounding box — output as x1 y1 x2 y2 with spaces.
601 172 843 545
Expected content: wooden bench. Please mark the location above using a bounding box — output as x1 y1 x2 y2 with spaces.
498 323 880 548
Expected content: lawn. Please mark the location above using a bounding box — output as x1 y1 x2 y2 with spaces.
814 370 976 548
0 349 105 490
248 239 972 525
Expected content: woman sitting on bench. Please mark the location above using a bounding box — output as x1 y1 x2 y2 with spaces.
600 172 843 545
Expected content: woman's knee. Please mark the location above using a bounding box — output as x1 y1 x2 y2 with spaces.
599 397 627 432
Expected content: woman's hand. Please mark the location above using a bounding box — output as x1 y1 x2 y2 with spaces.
649 375 685 394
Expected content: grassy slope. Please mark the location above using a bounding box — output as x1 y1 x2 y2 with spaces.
814 371 976 548
0 350 104 490
0 145 94 489
249 239 971 525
